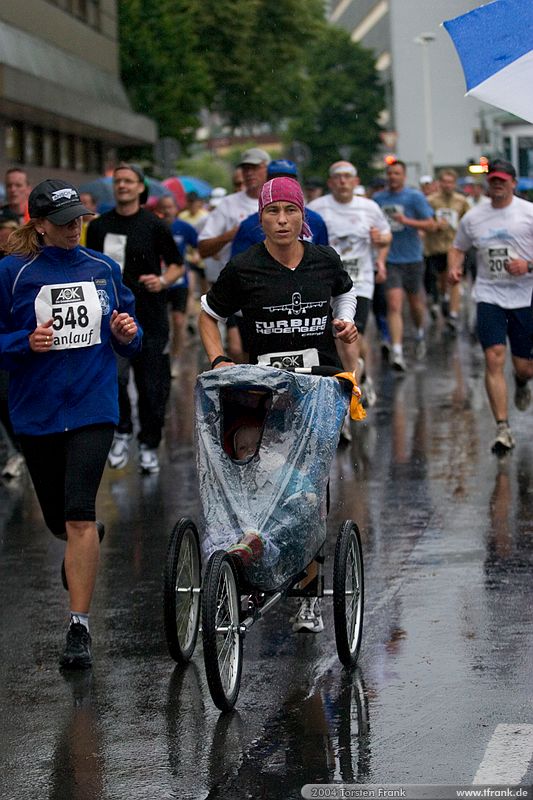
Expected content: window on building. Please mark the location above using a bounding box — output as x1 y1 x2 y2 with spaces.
5 123 23 162
45 0 101 30
503 137 512 163
518 137 533 178
87 140 103 173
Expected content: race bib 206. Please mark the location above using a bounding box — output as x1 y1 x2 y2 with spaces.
34 281 103 350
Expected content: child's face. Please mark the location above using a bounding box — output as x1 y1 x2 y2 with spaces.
234 425 261 460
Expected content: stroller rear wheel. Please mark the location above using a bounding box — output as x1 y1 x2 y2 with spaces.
202 551 243 711
333 520 364 667
164 518 201 663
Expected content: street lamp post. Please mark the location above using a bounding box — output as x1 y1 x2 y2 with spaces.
415 32 436 177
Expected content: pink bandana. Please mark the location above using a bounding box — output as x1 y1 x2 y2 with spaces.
258 178 312 239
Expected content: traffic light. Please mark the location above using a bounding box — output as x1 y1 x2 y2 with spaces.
468 156 489 174
384 154 397 166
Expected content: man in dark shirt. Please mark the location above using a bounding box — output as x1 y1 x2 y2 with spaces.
86 163 183 474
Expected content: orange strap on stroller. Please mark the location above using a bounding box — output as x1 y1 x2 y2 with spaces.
335 372 367 421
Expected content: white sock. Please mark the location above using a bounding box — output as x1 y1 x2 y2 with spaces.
416 327 424 340
70 612 89 632
392 344 403 357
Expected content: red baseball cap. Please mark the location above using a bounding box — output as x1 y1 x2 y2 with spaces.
487 160 516 181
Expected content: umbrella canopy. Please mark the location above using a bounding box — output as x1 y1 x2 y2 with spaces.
79 176 172 210
178 175 212 199
443 0 533 124
517 177 533 192
162 177 186 210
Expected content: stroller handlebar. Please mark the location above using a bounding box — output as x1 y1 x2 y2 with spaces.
287 366 346 377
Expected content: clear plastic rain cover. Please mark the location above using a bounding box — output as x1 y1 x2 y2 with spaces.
195 365 349 591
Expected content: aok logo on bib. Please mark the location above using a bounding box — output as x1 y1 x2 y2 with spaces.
51 285 84 304
34 281 102 350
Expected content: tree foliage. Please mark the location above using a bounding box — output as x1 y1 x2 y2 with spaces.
118 0 384 171
119 0 211 147
287 26 385 181
195 0 324 129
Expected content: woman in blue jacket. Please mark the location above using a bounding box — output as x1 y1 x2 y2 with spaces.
0 179 142 670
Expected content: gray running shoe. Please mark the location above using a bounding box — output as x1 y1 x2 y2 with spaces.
414 336 426 360
514 376 531 412
446 316 459 336
390 352 407 372
491 422 515 455
361 374 377 408
108 433 131 469
139 444 160 474
292 598 324 633
2 453 25 479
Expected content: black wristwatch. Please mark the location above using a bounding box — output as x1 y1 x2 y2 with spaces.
211 355 233 369
527 262 533 274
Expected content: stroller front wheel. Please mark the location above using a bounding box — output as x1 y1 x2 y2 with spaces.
202 551 243 712
333 520 364 667
164 518 201 663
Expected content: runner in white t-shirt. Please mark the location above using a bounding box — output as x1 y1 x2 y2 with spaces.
309 161 391 407
198 147 270 360
449 159 533 455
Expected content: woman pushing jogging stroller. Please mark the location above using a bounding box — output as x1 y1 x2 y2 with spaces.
198 176 361 632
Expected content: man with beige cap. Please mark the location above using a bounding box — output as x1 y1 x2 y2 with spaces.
198 147 270 359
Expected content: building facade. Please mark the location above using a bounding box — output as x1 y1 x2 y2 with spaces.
0 0 156 185
327 0 512 180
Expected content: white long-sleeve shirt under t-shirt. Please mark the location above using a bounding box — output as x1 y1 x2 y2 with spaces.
308 194 390 300
198 191 259 282
453 196 533 309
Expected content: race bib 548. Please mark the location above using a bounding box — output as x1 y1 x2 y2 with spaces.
34 281 103 350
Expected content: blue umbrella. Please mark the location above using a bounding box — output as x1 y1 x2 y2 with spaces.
443 0 533 123
517 177 533 192
177 175 212 198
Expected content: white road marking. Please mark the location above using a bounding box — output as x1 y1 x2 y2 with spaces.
474 724 533 784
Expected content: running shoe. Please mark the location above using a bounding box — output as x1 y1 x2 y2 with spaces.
339 413 352 443
361 374 377 409
2 452 25 479
491 422 515 456
59 622 92 670
139 444 160 474
514 376 531 412
446 315 459 336
380 338 391 359
292 598 324 633
414 336 426 360
61 521 105 591
390 352 407 373
107 432 132 469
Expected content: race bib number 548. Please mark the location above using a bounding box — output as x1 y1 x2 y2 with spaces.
34 281 103 350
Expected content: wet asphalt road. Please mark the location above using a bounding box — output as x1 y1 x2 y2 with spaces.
2 317 533 800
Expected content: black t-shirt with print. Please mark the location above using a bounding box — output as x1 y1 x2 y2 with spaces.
86 208 182 337
206 242 353 366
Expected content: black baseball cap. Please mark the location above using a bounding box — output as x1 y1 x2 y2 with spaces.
28 180 94 224
487 159 517 181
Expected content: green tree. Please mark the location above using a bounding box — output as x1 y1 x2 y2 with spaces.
194 0 324 130
119 0 211 149
287 26 384 182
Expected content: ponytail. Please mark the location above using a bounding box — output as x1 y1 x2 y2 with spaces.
5 219 43 256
